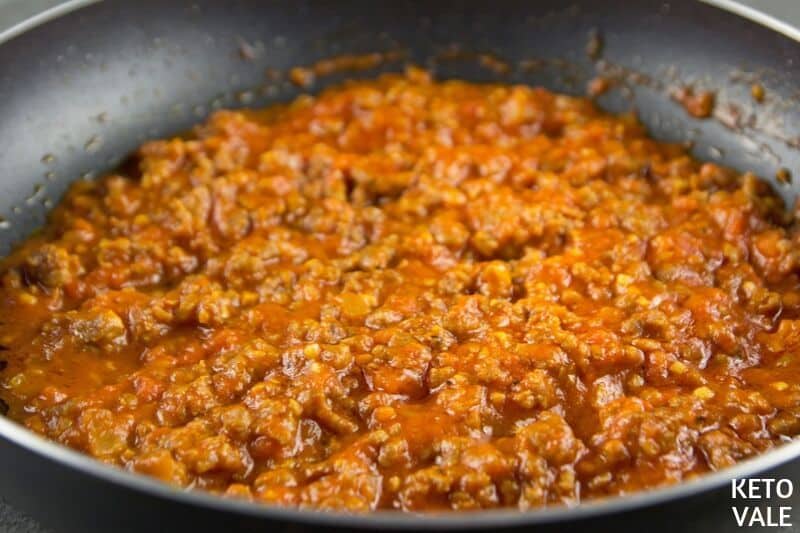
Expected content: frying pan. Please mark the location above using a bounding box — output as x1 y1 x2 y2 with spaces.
0 0 799 531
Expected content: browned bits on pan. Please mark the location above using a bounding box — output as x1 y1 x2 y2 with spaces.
0 398 7 416
237 38 257 61
264 67 282 81
310 52 385 75
751 83 765 103
586 29 603 60
1 69 799 513
289 51 404 89
0 360 6 372
672 86 715 118
716 102 742 130
587 76 611 97
477 53 511 75
289 66 314 88
776 167 792 184
84 135 103 154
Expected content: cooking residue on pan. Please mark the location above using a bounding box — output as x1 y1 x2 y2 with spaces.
237 38 263 62
477 53 512 76
777 167 792 184
288 50 406 88
425 45 514 78
587 76 611 98
586 29 603 60
751 83 766 103
670 85 716 119
1 68 800 512
577 28 800 167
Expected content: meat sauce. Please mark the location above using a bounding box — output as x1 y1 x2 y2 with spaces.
1 68 799 512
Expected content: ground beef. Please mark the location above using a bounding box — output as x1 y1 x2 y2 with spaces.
0 67 799 512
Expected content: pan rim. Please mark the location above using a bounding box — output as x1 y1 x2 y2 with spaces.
0 0 798 529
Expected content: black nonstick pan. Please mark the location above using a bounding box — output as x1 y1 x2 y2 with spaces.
0 1 799 532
